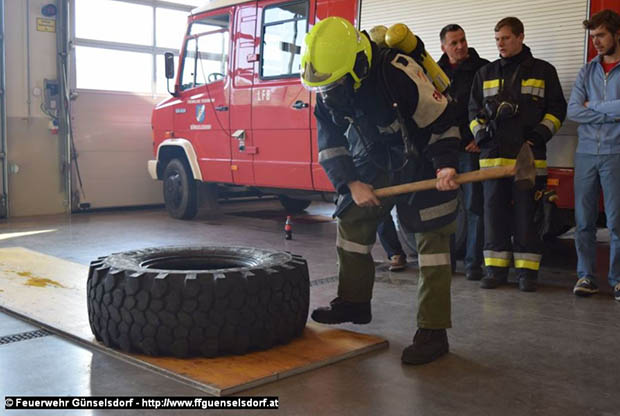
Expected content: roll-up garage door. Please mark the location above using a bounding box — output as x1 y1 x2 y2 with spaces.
70 0 203 209
360 0 588 167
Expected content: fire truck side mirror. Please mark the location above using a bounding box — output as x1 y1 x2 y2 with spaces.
164 52 177 96
164 52 175 79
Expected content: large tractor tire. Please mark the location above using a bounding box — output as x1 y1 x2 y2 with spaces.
86 247 310 358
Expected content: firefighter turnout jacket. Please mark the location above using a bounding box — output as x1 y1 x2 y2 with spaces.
467 45 567 280
468 45 567 175
315 40 460 233
437 48 489 150
314 36 459 327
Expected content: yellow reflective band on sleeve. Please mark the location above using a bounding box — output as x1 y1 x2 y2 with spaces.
479 158 516 168
484 257 511 268
470 119 485 135
480 158 547 169
543 113 562 132
514 259 541 271
522 78 545 89
483 79 501 89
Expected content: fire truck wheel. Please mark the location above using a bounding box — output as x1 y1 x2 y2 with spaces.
163 158 198 220
278 195 312 213
86 246 310 357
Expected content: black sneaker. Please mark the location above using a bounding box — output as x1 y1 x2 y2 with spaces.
401 328 449 365
480 275 508 289
518 277 537 292
311 297 372 325
465 269 484 281
614 284 620 302
573 278 599 297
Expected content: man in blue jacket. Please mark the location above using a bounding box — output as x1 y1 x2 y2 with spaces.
568 9 620 301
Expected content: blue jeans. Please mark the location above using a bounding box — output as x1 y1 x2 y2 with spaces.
459 152 484 273
377 210 405 259
574 153 620 287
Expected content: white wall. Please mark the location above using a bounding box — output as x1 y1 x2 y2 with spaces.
71 90 163 209
5 0 66 216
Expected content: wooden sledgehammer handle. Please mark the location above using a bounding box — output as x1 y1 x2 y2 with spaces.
374 165 515 198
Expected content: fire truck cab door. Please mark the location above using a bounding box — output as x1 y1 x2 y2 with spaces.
230 2 258 185
251 0 313 190
175 10 233 184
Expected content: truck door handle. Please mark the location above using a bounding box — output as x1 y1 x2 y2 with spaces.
215 105 229 111
292 100 308 109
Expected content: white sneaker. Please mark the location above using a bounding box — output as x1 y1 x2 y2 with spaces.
389 254 407 271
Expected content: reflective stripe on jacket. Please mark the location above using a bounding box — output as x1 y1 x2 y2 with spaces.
314 39 459 231
468 45 567 163
437 48 489 150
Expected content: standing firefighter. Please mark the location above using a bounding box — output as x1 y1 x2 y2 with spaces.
300 17 460 365
468 17 567 291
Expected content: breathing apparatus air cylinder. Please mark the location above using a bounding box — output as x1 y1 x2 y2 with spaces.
381 23 451 94
368 25 388 48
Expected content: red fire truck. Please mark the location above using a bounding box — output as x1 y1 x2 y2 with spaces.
149 0 618 248
149 0 354 220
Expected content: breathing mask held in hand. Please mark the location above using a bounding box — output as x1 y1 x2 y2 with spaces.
484 96 519 122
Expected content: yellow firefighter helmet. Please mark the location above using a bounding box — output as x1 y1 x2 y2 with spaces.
300 16 372 92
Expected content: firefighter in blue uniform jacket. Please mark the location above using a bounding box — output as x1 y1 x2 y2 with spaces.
301 16 461 365
468 17 567 291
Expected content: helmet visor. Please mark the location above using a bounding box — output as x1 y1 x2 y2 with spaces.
308 75 349 94
301 60 345 92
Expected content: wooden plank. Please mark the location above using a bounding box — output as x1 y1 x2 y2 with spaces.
0 247 388 396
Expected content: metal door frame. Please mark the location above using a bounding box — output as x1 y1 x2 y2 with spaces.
0 0 8 218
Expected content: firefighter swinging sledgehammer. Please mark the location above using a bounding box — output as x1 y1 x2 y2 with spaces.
300 17 462 365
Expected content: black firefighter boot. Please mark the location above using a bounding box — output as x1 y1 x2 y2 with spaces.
401 328 449 365
311 297 372 324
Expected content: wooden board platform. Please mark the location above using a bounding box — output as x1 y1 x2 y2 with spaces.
0 247 388 396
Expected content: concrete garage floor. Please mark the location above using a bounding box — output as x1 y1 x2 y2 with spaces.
0 199 618 416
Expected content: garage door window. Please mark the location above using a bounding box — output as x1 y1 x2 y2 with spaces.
75 0 152 46
156 8 191 50
73 0 198 94
75 47 153 93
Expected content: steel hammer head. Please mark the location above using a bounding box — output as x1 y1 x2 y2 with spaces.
514 143 536 190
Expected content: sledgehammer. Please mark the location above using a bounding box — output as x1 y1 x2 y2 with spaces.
374 143 536 198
